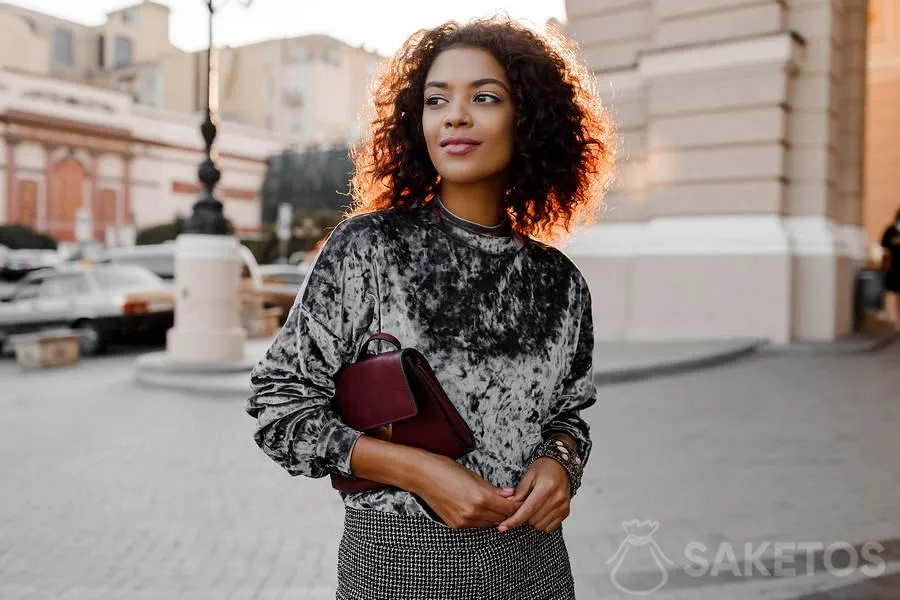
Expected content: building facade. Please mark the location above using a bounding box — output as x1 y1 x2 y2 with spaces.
0 68 299 242
563 0 870 344
0 1 383 146
864 0 900 246
213 35 382 146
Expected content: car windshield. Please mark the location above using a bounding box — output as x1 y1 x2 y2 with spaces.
108 254 175 279
91 266 163 289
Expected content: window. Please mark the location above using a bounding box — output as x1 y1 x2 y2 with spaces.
52 28 74 68
322 49 341 66
106 252 175 280
92 266 163 289
114 36 133 68
122 8 140 26
13 276 43 301
39 274 91 298
97 35 106 68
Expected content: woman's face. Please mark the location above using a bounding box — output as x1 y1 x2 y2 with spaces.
422 46 516 187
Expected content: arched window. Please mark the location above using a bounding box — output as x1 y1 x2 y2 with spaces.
52 28 74 67
114 36 133 68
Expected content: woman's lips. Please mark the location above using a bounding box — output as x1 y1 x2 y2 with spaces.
442 142 481 155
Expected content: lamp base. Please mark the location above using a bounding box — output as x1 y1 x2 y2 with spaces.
166 233 247 364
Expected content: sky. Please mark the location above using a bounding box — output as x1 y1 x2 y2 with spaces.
5 0 567 55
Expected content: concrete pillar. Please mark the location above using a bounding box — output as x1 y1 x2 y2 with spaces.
121 154 133 227
166 234 247 364
4 137 17 223
564 0 869 343
89 151 100 240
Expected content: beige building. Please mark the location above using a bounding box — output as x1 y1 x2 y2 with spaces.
563 0 870 344
0 1 382 145
214 35 382 145
864 0 900 245
0 68 299 242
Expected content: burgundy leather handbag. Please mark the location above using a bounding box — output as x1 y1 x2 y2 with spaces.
329 333 476 493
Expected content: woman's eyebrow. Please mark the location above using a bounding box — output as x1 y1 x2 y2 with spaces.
424 78 511 93
471 78 510 93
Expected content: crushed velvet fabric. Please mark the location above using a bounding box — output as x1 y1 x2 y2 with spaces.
246 201 596 524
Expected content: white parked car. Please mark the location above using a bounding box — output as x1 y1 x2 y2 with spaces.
0 264 174 356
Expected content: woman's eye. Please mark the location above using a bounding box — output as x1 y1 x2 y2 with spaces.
473 93 500 103
425 96 448 106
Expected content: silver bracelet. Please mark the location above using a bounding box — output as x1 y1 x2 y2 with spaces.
527 438 584 497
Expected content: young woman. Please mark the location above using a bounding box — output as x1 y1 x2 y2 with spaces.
247 17 616 599
880 208 900 323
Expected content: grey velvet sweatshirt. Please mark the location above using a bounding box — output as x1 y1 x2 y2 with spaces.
246 200 596 523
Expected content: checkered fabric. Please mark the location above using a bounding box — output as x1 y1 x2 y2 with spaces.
335 507 576 600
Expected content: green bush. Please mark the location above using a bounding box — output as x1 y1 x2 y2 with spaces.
241 229 311 265
136 216 236 246
136 218 184 245
0 225 58 250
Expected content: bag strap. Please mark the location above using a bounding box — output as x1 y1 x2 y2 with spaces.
355 332 402 361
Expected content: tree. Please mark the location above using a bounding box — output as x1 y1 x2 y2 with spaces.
0 225 57 250
260 145 354 225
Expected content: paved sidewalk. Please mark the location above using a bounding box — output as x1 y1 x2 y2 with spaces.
2 342 899 599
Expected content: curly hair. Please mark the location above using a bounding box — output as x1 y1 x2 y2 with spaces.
346 16 617 245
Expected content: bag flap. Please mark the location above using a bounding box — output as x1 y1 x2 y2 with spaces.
400 350 476 449
333 349 419 431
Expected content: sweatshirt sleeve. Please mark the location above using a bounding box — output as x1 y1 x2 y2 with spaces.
245 217 378 479
541 275 597 467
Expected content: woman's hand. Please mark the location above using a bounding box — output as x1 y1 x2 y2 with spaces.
496 457 572 534
412 454 523 529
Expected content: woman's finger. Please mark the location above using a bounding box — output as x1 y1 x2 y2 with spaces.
498 483 548 532
532 508 565 533
525 495 560 528
511 470 535 502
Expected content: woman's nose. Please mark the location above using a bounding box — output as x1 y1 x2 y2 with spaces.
444 104 472 128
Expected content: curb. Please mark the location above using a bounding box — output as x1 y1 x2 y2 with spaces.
593 340 765 385
135 351 257 374
133 329 896 397
133 350 258 398
759 329 900 356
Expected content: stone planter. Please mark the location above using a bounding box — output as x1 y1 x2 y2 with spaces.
240 306 282 339
10 329 82 369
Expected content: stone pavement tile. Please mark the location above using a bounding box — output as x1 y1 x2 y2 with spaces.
2 344 899 599
582 564 900 600
281 587 339 600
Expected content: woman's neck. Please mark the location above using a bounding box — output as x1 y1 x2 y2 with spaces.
437 181 506 228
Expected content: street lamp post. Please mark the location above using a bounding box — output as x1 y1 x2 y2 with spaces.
184 0 252 234
166 0 255 365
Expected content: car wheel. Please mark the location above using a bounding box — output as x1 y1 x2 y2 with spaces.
74 321 104 356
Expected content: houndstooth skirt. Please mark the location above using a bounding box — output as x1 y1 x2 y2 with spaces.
335 507 576 600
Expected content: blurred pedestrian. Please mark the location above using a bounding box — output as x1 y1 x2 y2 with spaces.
247 16 616 599
880 208 900 325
